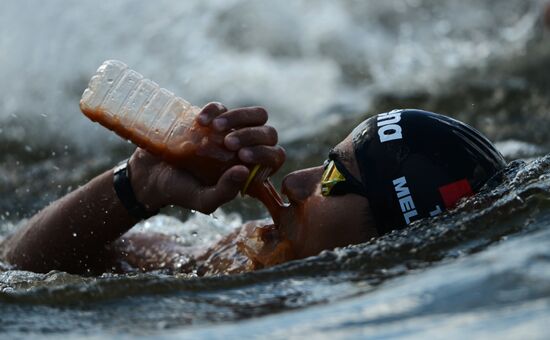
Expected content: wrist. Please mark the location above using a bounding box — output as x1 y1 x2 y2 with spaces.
127 156 165 213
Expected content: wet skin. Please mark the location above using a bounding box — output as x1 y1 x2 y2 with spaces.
279 136 378 259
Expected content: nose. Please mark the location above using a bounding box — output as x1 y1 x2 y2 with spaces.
281 166 324 203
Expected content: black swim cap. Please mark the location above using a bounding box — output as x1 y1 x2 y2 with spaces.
352 109 506 235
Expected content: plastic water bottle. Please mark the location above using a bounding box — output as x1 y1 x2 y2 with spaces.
80 60 286 223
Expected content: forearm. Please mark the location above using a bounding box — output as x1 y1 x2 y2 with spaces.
2 168 141 273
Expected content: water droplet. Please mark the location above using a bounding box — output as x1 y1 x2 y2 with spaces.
191 231 198 237
24 145 33 152
40 113 48 118
72 233 77 237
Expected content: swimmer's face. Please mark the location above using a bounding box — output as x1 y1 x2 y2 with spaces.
280 134 378 259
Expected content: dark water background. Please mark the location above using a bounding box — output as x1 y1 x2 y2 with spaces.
1 0 549 338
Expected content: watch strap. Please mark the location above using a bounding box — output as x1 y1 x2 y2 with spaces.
113 159 158 220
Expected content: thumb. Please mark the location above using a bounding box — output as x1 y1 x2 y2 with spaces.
196 165 249 214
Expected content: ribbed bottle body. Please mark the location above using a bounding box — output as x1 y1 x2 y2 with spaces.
81 60 201 151
80 60 233 184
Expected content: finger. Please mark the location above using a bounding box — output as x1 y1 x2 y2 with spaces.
224 125 278 151
239 145 286 170
197 102 228 126
196 165 250 214
212 106 268 132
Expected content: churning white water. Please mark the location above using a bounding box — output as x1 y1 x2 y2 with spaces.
0 0 544 148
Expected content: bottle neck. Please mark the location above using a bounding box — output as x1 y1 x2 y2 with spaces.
246 178 287 225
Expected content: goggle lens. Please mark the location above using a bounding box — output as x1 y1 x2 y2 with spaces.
320 150 368 198
321 160 346 196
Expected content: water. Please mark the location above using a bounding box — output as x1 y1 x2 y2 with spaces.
1 0 550 338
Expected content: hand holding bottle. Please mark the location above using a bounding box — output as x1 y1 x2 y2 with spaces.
80 60 288 221
128 102 286 214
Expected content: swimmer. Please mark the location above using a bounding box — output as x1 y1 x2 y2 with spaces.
0 104 506 275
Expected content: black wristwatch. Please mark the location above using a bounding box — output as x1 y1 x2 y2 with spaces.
113 159 159 220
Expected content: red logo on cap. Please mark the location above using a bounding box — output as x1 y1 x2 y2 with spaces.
438 179 473 209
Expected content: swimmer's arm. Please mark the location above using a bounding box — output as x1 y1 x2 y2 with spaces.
1 168 144 273
1 104 285 274
1 154 252 274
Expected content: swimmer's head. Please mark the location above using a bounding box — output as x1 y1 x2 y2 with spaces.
282 109 506 258
348 109 506 235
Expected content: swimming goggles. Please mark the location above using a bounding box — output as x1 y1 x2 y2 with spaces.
321 149 368 197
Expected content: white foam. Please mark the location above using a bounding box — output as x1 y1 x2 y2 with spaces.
0 0 545 150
